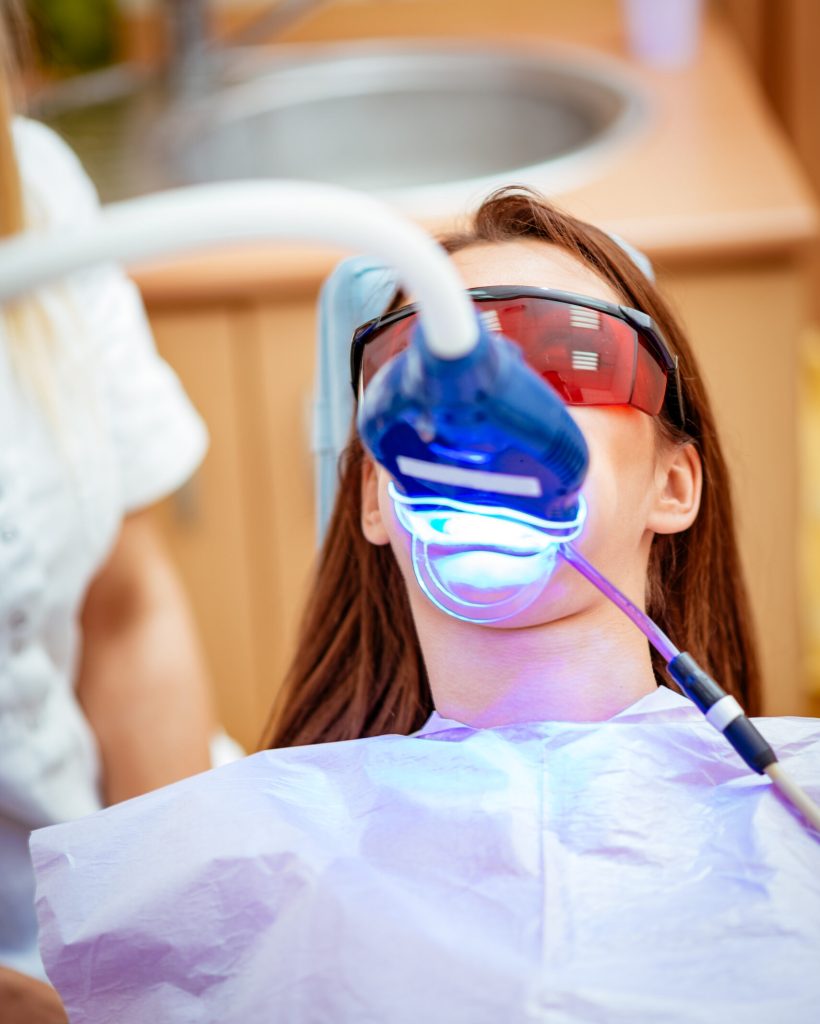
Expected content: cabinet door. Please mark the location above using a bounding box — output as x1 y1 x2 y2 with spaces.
148 306 260 751
662 258 804 715
231 299 320 735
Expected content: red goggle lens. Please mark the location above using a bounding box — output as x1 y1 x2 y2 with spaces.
360 296 668 417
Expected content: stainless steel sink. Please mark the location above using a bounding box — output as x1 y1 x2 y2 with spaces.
32 42 648 213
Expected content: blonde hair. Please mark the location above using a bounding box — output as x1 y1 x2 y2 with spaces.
0 3 60 414
0 11 23 234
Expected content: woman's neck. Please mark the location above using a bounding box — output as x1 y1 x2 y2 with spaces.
415 596 659 727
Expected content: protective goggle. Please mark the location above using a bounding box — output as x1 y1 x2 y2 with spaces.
350 286 685 430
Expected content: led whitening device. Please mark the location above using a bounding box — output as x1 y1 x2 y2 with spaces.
357 319 589 620
0 179 816 831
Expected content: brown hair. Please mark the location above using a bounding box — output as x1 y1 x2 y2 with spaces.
262 188 761 748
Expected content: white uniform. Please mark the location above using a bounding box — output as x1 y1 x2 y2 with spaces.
0 118 207 980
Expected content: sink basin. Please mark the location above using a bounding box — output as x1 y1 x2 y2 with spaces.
171 42 647 213
32 41 648 213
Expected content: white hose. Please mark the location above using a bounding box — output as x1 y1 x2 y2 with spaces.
765 762 820 834
0 179 478 359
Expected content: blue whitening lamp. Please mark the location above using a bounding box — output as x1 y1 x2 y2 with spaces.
358 316 589 621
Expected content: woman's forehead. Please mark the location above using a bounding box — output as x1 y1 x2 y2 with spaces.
449 239 623 306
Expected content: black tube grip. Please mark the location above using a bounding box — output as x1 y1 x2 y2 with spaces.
723 716 778 774
668 652 778 774
667 652 725 713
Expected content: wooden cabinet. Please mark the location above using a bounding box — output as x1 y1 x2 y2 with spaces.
146 306 260 749
147 296 321 751
661 256 806 716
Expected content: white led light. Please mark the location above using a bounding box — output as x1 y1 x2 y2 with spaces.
390 485 585 542
396 456 543 497
394 503 553 554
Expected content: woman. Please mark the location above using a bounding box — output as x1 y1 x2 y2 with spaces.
30 191 820 1023
265 189 761 747
0 12 215 1022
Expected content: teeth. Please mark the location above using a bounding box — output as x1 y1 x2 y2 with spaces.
571 350 599 371
569 306 600 330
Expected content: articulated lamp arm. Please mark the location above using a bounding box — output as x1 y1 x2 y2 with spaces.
0 179 477 360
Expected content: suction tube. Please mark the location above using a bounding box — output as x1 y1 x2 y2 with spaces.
561 544 820 835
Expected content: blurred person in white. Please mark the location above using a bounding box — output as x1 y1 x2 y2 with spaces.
0 8 218 1021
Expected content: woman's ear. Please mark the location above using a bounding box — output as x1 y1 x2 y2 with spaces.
647 442 702 535
361 456 390 546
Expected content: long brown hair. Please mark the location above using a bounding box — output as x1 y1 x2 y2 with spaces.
262 188 762 748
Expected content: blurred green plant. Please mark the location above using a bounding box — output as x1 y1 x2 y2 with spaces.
26 0 118 73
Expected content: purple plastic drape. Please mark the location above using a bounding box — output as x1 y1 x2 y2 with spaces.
31 689 820 1023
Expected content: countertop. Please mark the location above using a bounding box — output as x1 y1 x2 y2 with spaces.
130 0 818 306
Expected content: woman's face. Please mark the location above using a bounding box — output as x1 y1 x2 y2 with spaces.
361 239 701 628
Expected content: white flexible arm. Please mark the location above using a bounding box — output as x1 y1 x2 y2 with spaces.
0 180 478 359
